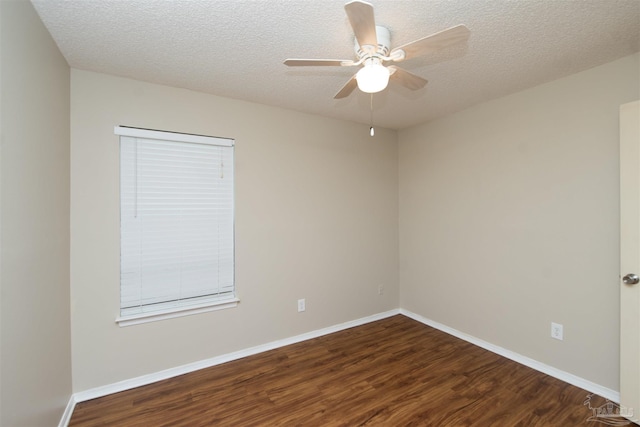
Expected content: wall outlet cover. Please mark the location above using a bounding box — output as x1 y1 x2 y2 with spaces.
551 322 563 341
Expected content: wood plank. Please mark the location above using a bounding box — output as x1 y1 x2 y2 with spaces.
69 315 622 426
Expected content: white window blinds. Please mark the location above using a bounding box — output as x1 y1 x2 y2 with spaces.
116 126 235 319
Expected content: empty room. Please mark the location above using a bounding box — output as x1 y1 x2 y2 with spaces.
1 0 639 426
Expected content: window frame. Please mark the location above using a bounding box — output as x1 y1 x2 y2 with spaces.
114 126 237 327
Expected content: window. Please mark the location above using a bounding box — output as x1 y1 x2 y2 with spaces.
115 126 236 326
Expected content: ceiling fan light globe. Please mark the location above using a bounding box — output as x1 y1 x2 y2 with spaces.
356 61 390 93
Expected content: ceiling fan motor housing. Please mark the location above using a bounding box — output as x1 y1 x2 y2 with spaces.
355 25 391 58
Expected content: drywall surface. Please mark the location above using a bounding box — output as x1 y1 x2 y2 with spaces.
70 69 399 391
0 0 71 425
399 53 639 391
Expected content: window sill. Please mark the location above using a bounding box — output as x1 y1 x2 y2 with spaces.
116 297 239 327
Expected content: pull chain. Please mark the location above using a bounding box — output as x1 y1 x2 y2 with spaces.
369 93 375 137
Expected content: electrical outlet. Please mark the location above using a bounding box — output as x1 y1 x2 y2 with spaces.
378 284 384 295
551 322 563 341
297 298 305 312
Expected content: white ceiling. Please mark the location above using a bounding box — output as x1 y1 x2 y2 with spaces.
31 0 640 130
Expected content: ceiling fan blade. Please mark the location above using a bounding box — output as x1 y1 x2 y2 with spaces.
390 24 470 61
284 59 355 67
334 74 358 99
344 0 377 52
388 66 428 90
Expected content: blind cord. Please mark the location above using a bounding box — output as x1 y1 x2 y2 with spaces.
221 146 224 179
134 138 138 218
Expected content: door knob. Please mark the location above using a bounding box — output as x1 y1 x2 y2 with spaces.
622 273 639 285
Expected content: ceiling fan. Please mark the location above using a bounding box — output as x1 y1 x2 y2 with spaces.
284 0 470 99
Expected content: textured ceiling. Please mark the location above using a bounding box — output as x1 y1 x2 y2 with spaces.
31 0 640 130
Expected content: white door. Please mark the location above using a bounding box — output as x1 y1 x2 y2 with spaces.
620 100 640 424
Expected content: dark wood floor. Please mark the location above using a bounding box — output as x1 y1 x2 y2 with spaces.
69 315 625 426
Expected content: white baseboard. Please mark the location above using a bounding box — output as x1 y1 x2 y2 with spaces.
73 309 401 403
65 306 619 427
399 308 620 403
58 394 76 427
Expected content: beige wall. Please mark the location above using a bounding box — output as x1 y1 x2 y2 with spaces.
0 0 72 425
399 53 640 391
70 69 399 392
